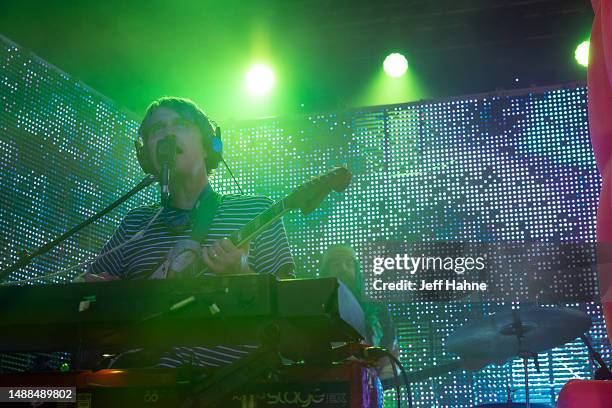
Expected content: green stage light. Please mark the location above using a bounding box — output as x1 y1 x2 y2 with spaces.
575 40 589 67
384 53 408 77
246 64 275 95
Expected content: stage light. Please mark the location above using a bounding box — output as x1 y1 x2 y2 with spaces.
246 64 275 95
575 40 589 67
383 53 408 77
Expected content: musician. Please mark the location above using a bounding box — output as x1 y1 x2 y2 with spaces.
85 96 295 367
320 244 398 359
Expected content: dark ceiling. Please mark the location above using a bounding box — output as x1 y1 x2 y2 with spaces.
1 0 593 120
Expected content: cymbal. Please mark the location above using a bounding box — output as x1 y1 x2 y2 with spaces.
448 306 591 361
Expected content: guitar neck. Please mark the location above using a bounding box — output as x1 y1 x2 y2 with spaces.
227 167 350 247
229 199 290 247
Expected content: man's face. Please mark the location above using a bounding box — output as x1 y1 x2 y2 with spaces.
325 247 357 290
142 107 207 177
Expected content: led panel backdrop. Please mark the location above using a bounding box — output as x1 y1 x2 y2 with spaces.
0 36 608 406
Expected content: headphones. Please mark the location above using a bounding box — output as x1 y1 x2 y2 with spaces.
134 114 223 178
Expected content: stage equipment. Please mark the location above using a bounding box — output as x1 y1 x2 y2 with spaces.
383 53 408 77
246 64 275 95
156 135 176 206
0 174 157 282
575 40 589 67
0 275 366 359
0 361 380 408
0 276 374 407
449 306 592 408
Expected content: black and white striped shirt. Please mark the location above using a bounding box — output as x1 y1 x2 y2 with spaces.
89 188 295 367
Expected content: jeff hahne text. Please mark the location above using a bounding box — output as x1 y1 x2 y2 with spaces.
371 254 488 292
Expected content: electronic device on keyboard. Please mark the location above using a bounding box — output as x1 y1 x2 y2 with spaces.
0 275 366 357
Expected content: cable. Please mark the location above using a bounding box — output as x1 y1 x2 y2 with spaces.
388 357 402 408
383 351 413 408
220 156 244 195
360 346 404 408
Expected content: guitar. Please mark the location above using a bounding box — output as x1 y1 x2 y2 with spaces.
150 167 352 279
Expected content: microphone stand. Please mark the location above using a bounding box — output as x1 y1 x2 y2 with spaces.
157 135 176 207
0 174 157 282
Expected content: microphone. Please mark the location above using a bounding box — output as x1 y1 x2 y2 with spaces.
156 135 177 206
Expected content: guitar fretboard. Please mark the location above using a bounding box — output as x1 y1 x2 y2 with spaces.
229 200 288 247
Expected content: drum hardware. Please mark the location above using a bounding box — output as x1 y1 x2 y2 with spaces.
448 306 591 408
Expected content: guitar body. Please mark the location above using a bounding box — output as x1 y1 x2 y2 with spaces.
556 380 612 408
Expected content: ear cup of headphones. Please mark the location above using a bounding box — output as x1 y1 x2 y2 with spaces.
208 126 223 169
212 126 223 154
200 125 222 171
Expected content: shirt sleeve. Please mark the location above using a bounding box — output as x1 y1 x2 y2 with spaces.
249 198 295 278
87 214 131 278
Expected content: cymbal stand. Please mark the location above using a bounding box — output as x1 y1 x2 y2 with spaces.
510 309 540 408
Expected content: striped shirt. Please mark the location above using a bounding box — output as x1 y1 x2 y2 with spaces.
88 189 295 368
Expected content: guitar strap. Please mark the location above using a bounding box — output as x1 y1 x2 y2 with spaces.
190 187 224 243
148 186 224 280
